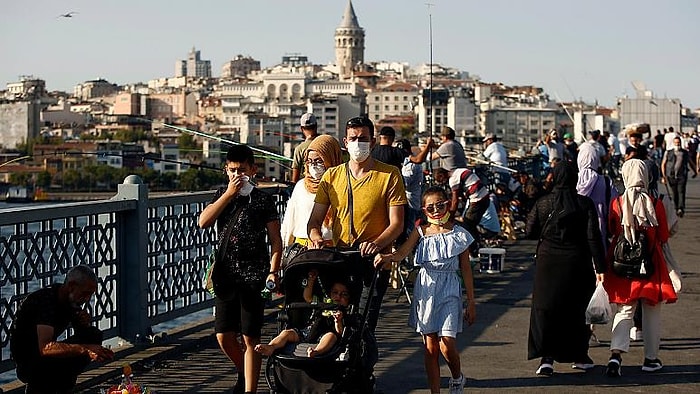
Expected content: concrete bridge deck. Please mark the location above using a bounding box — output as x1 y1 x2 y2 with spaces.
3 179 700 393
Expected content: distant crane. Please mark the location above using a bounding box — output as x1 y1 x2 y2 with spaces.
57 11 78 18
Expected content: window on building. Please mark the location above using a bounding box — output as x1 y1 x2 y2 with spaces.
385 105 389 110
394 96 399 101
394 105 399 110
375 96 380 101
374 105 379 111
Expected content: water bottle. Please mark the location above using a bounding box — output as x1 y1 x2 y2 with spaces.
261 279 274 300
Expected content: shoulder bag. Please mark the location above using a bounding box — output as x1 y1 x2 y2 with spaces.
611 198 654 279
204 204 244 297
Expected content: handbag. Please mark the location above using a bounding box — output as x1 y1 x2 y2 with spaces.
611 199 654 279
204 205 244 297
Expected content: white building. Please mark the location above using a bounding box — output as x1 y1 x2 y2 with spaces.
73 79 118 101
175 47 212 78
366 82 418 123
5 76 46 100
0 101 42 149
618 91 682 136
415 87 478 142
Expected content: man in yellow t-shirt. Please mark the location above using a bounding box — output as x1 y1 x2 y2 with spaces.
308 116 406 332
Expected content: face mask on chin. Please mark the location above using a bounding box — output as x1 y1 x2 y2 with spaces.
426 211 450 226
673 145 681 151
347 141 371 163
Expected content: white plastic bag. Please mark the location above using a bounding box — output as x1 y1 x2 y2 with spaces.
586 282 612 325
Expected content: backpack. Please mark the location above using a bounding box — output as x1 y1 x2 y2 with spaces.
611 198 654 279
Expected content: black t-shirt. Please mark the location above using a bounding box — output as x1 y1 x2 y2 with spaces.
371 145 404 169
10 284 79 364
212 187 280 283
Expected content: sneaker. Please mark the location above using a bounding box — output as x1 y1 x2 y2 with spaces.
642 358 663 372
536 359 554 377
630 327 643 341
448 373 466 393
606 355 622 377
677 209 684 218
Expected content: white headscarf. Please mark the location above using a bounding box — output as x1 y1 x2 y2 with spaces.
620 159 658 243
576 142 601 197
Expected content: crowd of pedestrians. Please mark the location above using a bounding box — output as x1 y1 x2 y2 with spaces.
8 113 693 393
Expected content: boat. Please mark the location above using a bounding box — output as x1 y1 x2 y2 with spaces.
5 186 35 202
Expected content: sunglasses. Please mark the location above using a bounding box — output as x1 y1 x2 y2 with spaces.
424 201 449 214
305 159 325 165
346 116 373 128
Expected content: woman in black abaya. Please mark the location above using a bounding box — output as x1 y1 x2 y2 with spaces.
526 161 606 376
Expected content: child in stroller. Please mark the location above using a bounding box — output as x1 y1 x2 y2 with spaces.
255 277 350 358
262 248 378 394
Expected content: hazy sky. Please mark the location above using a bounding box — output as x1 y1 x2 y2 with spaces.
2 0 698 108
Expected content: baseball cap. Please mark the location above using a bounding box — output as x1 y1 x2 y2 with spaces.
396 138 411 153
441 126 456 138
379 126 396 137
563 133 573 139
482 133 495 142
300 113 317 127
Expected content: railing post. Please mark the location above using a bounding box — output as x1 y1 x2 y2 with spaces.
112 175 149 342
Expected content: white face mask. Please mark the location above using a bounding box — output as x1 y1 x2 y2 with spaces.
347 141 371 163
673 145 681 151
307 163 326 179
238 175 254 196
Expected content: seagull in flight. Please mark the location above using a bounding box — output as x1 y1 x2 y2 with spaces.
57 11 78 18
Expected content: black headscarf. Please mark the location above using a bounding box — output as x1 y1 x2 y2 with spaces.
551 161 579 223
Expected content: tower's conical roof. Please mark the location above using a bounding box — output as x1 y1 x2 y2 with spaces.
338 0 360 29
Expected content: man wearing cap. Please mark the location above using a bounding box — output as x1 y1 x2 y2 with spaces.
371 126 405 169
545 129 566 166
563 133 578 162
431 126 467 172
482 133 509 184
291 113 319 183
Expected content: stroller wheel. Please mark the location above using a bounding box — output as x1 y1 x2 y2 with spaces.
265 356 279 393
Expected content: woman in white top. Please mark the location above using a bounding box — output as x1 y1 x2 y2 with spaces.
281 135 343 247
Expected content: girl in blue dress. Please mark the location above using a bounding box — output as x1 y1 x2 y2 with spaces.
375 186 476 394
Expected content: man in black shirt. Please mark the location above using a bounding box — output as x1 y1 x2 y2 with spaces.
371 126 405 169
10 265 113 393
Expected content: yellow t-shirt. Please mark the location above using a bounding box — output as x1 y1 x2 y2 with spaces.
315 161 407 247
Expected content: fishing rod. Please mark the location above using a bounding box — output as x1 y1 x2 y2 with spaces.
464 153 517 173
0 155 32 169
144 119 292 163
425 2 435 182
0 150 292 173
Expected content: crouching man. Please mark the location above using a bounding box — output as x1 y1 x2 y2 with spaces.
10 265 113 393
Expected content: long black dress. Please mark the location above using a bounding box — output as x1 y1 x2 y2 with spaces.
526 164 606 363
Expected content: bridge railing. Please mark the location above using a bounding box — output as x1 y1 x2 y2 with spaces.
0 176 231 373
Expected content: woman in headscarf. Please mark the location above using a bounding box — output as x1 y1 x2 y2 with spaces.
603 159 679 377
281 135 343 249
526 161 606 377
577 142 617 248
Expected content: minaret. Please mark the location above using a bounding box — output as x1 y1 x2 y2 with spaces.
335 0 365 80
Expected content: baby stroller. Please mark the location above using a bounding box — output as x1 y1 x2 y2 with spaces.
264 248 379 394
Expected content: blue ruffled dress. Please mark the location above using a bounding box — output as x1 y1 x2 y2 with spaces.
409 225 474 337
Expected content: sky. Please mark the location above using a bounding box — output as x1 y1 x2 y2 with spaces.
2 0 699 109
